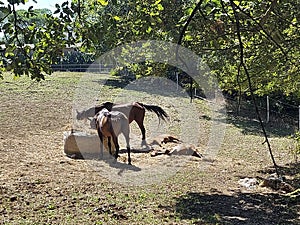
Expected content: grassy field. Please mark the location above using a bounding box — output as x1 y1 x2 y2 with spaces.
0 72 299 224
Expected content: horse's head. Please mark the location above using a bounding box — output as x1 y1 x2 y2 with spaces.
76 109 85 120
94 108 111 122
99 108 111 118
77 106 102 121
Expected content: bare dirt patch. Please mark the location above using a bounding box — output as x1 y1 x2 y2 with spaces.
0 72 299 224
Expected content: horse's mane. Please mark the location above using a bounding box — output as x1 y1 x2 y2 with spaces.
94 102 114 112
78 102 114 119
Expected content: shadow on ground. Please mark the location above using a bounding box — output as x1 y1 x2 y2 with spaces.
225 99 297 137
171 191 299 225
104 76 132 89
259 162 300 188
64 150 142 173
226 113 295 137
103 75 190 99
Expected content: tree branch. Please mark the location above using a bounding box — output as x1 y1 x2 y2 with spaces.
177 0 203 47
176 1 204 102
230 0 280 177
259 0 277 27
230 1 287 59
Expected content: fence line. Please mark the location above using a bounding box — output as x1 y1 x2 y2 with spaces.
194 88 300 131
266 96 300 131
269 96 300 109
51 63 114 73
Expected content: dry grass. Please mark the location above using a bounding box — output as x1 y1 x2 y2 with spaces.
0 72 299 224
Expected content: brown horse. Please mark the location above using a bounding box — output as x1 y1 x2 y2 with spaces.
77 102 168 140
94 108 131 164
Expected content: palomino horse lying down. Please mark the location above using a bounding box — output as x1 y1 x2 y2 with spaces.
77 102 169 140
94 108 131 164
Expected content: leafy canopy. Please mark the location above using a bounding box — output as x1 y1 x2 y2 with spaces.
0 0 299 99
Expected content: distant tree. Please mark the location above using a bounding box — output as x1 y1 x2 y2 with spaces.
2 8 52 43
0 1 67 80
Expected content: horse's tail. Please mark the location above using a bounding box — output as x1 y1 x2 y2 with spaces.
137 102 169 122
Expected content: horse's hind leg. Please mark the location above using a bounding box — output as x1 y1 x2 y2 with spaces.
136 119 146 140
97 129 104 159
124 126 131 165
126 145 131 165
107 137 112 156
111 135 119 163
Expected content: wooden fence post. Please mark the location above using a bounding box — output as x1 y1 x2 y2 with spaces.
298 105 300 131
176 72 179 90
266 96 270 123
190 77 193 103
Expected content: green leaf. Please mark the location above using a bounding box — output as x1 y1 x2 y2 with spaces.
157 4 164 11
62 1 68 7
185 7 193 15
28 25 35 31
184 34 193 41
98 0 108 6
146 26 152 33
5 51 14 57
233 1 240 6
113 16 121 21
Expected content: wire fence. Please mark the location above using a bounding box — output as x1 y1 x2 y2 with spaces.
51 63 114 73
266 96 300 131
194 88 300 132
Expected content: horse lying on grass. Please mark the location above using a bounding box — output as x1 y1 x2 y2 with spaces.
94 108 132 165
150 143 202 158
77 101 169 140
